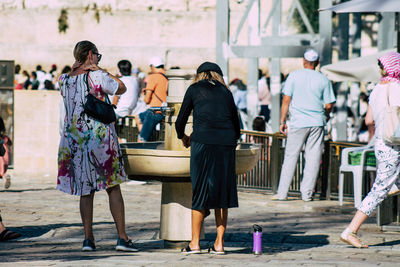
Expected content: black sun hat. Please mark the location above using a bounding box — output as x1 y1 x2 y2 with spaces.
196 62 223 77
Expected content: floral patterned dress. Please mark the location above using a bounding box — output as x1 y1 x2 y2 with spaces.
57 70 127 196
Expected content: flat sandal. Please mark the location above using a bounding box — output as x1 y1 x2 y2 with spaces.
340 228 368 248
181 245 201 254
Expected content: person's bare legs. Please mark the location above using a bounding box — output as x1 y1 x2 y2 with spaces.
187 209 205 251
214 208 228 252
107 185 129 241
348 210 368 232
80 192 95 241
0 222 6 232
134 116 143 132
342 210 369 247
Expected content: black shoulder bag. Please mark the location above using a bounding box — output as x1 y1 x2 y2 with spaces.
0 139 5 157
83 73 117 124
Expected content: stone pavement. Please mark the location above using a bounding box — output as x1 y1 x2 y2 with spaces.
1 173 400 266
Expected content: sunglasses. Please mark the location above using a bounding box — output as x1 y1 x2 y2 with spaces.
93 52 102 62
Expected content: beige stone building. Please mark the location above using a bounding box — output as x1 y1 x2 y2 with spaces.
0 0 299 78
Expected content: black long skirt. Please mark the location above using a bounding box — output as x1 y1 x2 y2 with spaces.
190 141 239 210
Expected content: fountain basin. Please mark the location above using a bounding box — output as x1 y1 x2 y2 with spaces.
120 142 260 181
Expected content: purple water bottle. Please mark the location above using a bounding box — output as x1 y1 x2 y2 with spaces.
253 224 262 255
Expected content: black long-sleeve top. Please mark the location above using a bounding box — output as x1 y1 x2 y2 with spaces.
175 79 241 146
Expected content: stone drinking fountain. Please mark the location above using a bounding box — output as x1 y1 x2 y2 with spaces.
120 69 260 246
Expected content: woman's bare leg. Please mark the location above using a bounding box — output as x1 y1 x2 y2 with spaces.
188 209 205 250
214 208 228 252
0 221 6 233
348 210 368 232
80 192 95 241
107 185 129 240
341 210 369 248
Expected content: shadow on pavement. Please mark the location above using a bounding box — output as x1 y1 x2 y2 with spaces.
204 232 329 254
371 239 400 247
0 187 55 193
8 222 115 239
0 241 137 262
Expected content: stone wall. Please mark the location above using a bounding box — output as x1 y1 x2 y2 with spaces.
0 0 249 77
0 0 298 79
13 90 60 178
0 8 215 72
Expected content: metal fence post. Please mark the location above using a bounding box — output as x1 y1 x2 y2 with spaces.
320 140 330 200
271 134 280 193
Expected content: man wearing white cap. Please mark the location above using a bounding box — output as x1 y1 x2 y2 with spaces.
138 56 168 141
272 48 336 202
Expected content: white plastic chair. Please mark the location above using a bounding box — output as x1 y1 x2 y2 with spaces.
339 145 376 207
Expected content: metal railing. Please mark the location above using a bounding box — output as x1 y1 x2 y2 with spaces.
237 130 309 196
238 130 371 200
116 116 164 142
117 124 373 200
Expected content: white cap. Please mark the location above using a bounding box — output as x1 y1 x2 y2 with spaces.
149 56 164 67
304 49 319 62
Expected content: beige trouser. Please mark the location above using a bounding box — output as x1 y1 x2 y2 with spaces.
276 127 325 200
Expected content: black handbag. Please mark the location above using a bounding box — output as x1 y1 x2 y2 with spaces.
83 73 117 124
0 140 5 157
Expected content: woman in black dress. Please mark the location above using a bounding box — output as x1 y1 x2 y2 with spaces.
175 62 241 254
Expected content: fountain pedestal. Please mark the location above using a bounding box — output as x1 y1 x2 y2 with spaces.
160 182 194 240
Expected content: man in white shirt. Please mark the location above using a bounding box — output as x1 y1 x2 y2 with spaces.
272 49 336 202
113 60 140 118
36 65 46 90
258 69 271 122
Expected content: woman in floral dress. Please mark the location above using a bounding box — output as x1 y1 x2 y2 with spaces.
57 40 137 252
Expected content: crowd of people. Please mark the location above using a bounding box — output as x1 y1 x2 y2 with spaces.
14 64 71 90
229 70 274 131
229 61 374 144
3 41 400 254
14 56 168 143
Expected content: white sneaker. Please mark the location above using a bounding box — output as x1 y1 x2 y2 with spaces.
271 194 288 201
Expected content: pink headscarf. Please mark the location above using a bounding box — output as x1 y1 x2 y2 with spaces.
379 52 400 83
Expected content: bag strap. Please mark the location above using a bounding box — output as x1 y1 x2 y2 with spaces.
151 73 168 104
386 84 391 107
152 90 165 104
84 72 114 106
158 72 168 81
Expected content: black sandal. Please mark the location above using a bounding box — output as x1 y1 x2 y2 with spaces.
208 245 225 255
0 229 21 241
204 209 211 218
181 245 201 254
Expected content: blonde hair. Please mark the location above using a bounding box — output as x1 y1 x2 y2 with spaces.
192 71 229 89
378 60 388 77
73 40 97 63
